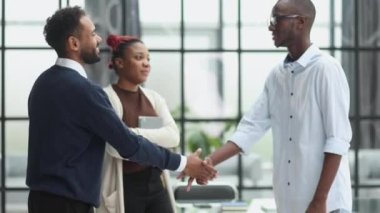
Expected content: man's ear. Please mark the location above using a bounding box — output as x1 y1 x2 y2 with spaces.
67 36 80 51
297 16 307 29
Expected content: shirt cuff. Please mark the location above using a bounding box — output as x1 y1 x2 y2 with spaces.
175 155 187 172
324 137 350 155
229 132 250 153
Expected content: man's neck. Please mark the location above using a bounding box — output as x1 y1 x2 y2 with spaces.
287 40 311 61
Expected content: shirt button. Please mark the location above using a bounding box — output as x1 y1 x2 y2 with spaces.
288 182 290 186
290 115 293 119
288 160 291 163
290 92 293 96
289 137 292 141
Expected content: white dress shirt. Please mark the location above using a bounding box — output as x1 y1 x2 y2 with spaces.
55 58 87 78
230 44 352 213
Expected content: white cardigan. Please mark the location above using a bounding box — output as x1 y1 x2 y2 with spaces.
96 85 179 213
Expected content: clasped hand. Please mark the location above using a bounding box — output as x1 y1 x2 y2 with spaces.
177 149 216 191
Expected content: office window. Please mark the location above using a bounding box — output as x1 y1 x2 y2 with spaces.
1 0 380 212
140 0 181 49
5 50 56 117
144 52 182 113
184 52 238 118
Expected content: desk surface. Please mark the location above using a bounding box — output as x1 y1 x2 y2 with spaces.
179 197 380 213
247 198 276 213
247 197 380 213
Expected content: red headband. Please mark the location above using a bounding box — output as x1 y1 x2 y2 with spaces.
106 34 139 51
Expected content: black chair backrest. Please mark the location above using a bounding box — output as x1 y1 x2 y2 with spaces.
174 184 237 204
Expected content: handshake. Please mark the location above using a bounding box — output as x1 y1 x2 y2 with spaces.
178 148 216 191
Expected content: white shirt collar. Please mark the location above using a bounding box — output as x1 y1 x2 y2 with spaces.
283 44 322 73
55 58 87 78
295 44 321 68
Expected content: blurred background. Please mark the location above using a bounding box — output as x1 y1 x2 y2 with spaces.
0 0 379 212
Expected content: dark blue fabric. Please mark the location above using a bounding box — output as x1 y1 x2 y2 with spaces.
26 65 181 207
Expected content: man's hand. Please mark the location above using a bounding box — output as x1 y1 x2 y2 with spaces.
196 157 213 184
183 149 217 179
178 141 240 191
181 156 214 191
177 149 217 191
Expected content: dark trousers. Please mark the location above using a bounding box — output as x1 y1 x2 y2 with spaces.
123 167 173 213
28 190 94 213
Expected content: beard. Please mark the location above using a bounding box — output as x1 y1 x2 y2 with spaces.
81 49 101 64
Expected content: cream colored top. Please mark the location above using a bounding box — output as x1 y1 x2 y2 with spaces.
96 85 179 213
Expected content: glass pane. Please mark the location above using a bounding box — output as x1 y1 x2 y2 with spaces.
359 52 380 116
360 148 380 186
144 52 181 116
0 1 2 46
241 52 284 112
0 121 1 188
0 52 2 115
5 0 58 47
311 1 333 48
349 148 380 187
241 0 276 49
333 0 344 47
140 0 181 49
184 0 219 49
6 50 56 117
353 197 380 213
355 148 380 193
358 0 379 47
184 121 234 156
6 121 28 188
360 121 380 148
341 0 355 47
6 25 49 47
69 0 85 7
222 0 238 50
6 191 28 213
184 53 238 118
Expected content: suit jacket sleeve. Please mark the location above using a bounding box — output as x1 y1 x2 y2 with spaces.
71 81 181 171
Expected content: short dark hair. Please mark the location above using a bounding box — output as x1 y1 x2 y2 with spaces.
43 6 86 57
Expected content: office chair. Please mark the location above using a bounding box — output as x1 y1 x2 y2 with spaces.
173 182 238 211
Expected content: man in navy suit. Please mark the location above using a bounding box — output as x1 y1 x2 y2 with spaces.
26 6 216 213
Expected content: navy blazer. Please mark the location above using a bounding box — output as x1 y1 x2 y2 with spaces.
26 65 181 206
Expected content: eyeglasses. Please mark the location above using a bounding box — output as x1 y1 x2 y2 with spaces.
269 14 301 27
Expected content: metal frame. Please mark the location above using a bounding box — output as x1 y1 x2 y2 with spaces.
0 0 378 212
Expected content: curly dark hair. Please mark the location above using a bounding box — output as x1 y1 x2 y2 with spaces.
43 6 86 57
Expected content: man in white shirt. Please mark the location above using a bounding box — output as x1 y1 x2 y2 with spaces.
184 0 352 212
